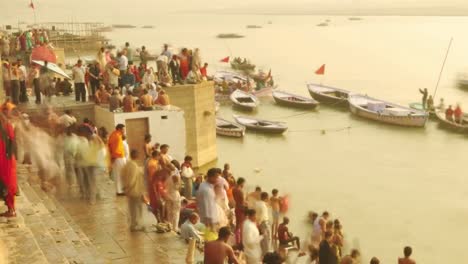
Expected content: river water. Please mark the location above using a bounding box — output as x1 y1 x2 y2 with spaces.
4 3 468 263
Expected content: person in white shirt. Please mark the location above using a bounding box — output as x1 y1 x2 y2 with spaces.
181 156 195 199
242 208 263 264
196 168 221 230
72 59 86 102
118 52 128 72
58 110 77 128
122 135 130 162
165 162 182 232
180 213 203 243
255 192 271 256
17 59 28 102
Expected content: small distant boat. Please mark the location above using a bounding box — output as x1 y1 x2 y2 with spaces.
273 90 319 109
348 94 428 127
348 17 363 21
231 61 256 72
142 25 154 29
435 111 468 133
233 115 288 134
216 117 245 137
112 24 137 28
307 83 350 107
216 33 244 39
317 22 329 27
230 90 259 111
246 25 262 29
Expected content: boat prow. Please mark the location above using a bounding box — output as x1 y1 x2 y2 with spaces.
229 89 259 111
216 117 246 137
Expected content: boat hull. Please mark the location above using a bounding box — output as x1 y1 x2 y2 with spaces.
435 111 468 133
308 88 349 107
349 103 428 127
216 128 245 137
243 125 287 134
273 96 319 109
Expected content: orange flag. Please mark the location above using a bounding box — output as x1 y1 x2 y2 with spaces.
220 56 230 63
315 64 325 75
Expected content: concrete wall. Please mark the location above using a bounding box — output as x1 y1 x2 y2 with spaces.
165 81 217 167
94 106 186 162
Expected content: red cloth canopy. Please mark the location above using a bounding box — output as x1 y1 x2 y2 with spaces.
31 46 57 63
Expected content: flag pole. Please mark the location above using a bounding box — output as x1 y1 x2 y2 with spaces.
433 37 453 98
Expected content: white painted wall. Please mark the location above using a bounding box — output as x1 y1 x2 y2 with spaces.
94 106 186 162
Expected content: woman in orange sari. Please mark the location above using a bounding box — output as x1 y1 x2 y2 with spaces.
179 48 189 80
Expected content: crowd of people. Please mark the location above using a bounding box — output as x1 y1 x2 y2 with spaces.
418 88 464 123
0 101 419 263
1 40 211 113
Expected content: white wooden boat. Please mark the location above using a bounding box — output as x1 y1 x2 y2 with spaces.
233 115 288 134
273 90 319 109
307 83 350 107
435 110 468 133
348 94 428 127
229 90 259 111
216 117 245 137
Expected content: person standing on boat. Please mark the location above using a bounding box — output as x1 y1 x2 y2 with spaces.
426 95 434 111
419 88 428 109
454 104 463 124
445 105 454 121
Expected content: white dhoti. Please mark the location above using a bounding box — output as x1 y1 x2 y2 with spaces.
112 158 126 194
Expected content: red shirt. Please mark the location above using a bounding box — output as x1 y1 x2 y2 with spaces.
200 67 207 77
454 107 462 118
277 223 289 242
446 108 454 117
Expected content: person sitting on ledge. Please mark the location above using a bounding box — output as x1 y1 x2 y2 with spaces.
109 90 121 112
154 88 170 106
123 90 135 112
95 84 110 105
398 246 416 264
278 217 300 249
140 89 153 110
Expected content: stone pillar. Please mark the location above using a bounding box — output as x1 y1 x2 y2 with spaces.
165 81 217 168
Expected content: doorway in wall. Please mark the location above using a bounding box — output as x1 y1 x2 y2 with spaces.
125 118 149 164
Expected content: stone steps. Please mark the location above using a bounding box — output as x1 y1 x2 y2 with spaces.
1 165 105 264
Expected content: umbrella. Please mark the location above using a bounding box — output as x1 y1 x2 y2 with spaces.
31 46 57 63
31 60 71 79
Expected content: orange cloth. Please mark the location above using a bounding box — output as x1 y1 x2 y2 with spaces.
108 130 124 159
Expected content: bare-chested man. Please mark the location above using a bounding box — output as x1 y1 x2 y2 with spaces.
122 90 135 112
204 226 240 264
140 89 153 110
398 246 416 264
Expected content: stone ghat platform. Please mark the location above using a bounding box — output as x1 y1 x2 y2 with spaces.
16 96 96 124
0 164 202 264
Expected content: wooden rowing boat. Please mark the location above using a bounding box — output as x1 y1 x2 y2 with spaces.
307 83 350 107
216 117 245 137
408 102 435 118
233 115 288 134
435 110 468 133
229 90 259 111
272 90 319 109
348 94 428 127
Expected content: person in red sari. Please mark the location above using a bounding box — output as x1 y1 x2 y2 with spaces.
147 150 165 223
0 111 17 217
179 48 190 80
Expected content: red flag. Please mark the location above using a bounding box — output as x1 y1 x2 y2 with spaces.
315 64 325 75
220 56 230 63
29 0 35 9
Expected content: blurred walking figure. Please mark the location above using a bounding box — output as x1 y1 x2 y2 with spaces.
108 124 127 195
121 149 145 232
